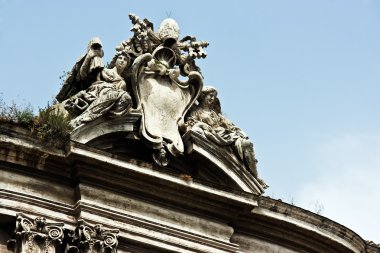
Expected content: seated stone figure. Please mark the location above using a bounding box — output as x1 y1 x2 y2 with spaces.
68 52 132 127
56 38 132 128
185 86 267 187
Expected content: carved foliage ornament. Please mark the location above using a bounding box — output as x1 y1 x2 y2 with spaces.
7 214 119 253
65 220 119 253
7 213 64 253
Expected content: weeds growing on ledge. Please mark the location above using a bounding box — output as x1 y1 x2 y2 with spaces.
0 95 34 126
32 106 73 148
0 94 72 149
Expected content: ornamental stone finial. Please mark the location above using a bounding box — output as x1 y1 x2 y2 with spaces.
157 18 180 45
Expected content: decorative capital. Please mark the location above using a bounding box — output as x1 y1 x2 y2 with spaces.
7 213 64 253
66 219 119 253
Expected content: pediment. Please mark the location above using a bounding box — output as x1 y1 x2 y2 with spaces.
70 115 264 195
183 131 265 194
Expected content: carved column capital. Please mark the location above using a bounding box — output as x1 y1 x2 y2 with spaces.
7 213 65 253
66 219 119 253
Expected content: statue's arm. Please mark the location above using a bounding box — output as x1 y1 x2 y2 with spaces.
220 114 248 138
186 111 213 133
78 49 103 81
56 38 105 102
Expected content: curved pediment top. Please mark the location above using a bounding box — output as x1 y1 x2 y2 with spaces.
68 114 264 195
70 113 142 145
183 130 265 195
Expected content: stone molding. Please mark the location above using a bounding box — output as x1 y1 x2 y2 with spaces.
183 130 265 194
232 197 372 253
1 125 378 253
70 114 141 144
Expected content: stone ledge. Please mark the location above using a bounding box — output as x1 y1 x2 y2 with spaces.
232 197 368 253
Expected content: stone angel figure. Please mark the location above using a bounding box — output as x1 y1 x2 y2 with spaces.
55 37 132 128
185 86 267 188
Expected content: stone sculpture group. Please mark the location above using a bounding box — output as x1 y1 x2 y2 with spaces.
54 14 266 187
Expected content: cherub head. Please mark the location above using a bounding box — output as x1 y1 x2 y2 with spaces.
34 217 47 231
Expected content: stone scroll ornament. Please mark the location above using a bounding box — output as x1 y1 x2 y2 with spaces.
65 220 119 253
7 213 64 253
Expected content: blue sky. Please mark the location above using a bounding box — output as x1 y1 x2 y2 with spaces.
0 0 379 242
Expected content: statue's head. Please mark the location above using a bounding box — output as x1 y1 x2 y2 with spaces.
198 86 221 113
109 51 131 73
157 18 180 46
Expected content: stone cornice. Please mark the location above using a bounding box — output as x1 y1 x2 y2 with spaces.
1 122 377 253
232 196 368 253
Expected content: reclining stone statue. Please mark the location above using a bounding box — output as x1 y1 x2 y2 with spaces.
186 86 267 188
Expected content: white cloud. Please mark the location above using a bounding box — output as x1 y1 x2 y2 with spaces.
295 133 380 242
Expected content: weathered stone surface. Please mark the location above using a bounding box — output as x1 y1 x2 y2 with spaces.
183 130 265 194
7 213 64 253
55 14 208 168
1 12 379 253
130 53 202 160
65 219 119 253
185 86 266 188
50 13 267 194
1 126 378 252
231 234 299 253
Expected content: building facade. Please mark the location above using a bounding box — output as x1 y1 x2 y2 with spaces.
1 14 379 253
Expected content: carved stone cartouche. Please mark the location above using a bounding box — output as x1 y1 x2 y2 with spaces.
120 15 207 163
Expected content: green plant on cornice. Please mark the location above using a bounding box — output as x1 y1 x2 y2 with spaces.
59 70 70 87
32 107 73 149
0 94 73 148
0 95 34 126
